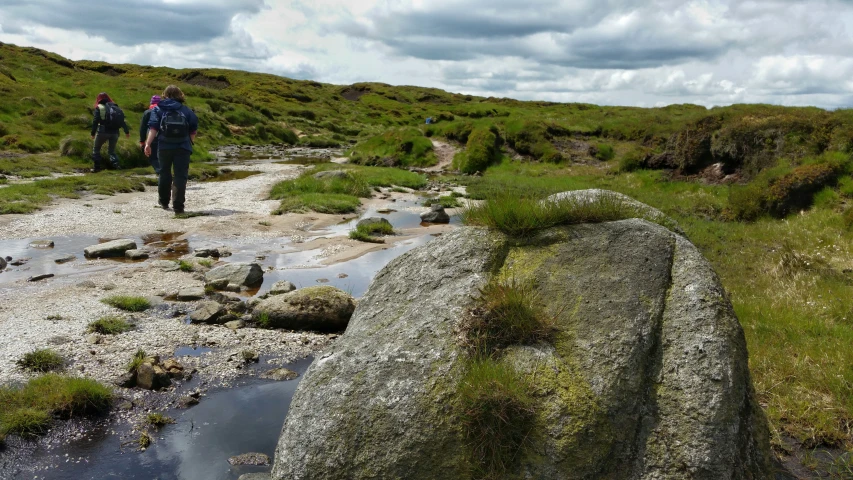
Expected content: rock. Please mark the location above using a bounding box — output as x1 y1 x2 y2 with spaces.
0 257 5 271
189 301 226 324
54 254 76 264
271 222 771 479
356 217 392 230
10 257 30 266
245 297 263 310
86 334 102 345
260 368 299 381
162 359 184 371
546 189 683 235
151 260 180 272
27 274 54 282
114 372 136 388
241 350 260 363
125 249 149 260
225 320 245 330
28 239 54 248
194 247 221 258
269 281 297 295
77 280 97 288
313 170 349 180
419 204 450 223
177 395 199 408
84 239 138 258
253 286 356 332
136 362 171 390
238 474 271 480
205 263 264 291
177 287 206 301
229 452 270 466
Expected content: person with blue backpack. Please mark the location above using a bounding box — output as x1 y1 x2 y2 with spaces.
90 92 130 172
143 85 199 215
139 95 162 175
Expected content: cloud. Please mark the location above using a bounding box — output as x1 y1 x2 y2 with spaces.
0 0 265 46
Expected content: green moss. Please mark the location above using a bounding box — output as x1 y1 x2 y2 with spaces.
87 315 132 335
350 127 436 167
101 295 151 312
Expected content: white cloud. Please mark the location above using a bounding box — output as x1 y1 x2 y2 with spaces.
0 0 852 108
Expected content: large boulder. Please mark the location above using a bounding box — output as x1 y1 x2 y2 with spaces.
547 189 683 235
84 239 138 258
204 262 264 291
272 221 770 479
254 286 355 332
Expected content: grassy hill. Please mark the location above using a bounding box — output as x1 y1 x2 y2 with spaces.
2 42 853 472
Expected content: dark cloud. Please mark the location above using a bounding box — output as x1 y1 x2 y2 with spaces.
0 0 265 46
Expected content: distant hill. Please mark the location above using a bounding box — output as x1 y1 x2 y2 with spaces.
1 41 851 184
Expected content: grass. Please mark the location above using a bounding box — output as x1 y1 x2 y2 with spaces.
178 260 194 272
174 211 210 219
197 258 214 268
349 220 394 243
460 278 555 357
87 315 132 335
458 359 534 479
269 164 426 214
126 349 147 373
0 374 112 438
101 295 151 312
462 189 677 239
145 412 175 428
16 349 64 372
424 195 463 208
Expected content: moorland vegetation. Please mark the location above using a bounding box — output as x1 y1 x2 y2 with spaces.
2 42 853 471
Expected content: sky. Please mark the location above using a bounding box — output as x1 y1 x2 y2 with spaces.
1 0 853 109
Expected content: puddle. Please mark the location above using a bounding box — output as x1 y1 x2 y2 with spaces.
12 357 314 480
203 171 262 182
174 345 214 357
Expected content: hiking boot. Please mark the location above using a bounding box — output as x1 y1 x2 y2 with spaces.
173 207 185 215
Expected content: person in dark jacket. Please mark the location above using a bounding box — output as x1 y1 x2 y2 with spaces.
144 85 199 215
139 95 162 174
91 92 130 172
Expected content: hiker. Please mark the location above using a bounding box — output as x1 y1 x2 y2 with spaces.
139 95 162 175
90 92 130 172
143 85 199 215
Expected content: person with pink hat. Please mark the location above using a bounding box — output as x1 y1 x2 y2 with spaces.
139 95 162 174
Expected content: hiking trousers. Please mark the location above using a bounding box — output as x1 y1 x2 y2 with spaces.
159 148 190 212
93 133 119 170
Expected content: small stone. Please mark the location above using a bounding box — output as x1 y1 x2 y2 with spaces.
225 320 245 330
77 280 97 288
177 395 199 408
337 273 349 278
27 273 54 282
125 249 149 260
10 257 30 266
357 217 392 230
84 239 137 258
114 373 136 388
228 452 270 466
28 239 55 248
269 281 297 295
241 350 260 363
420 205 450 223
189 301 226 324
151 260 180 272
238 474 271 480
54 254 77 264
177 287 206 301
260 368 299 381
86 334 102 345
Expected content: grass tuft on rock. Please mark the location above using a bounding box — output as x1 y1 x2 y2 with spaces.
87 316 133 335
462 190 676 238
424 195 463 208
126 349 147 373
0 374 112 438
460 278 555 357
101 295 151 312
458 359 534 479
17 349 64 372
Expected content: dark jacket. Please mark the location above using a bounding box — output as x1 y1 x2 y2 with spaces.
91 102 130 136
140 108 154 143
147 99 199 152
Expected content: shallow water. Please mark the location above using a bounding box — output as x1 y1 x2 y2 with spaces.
13 357 313 480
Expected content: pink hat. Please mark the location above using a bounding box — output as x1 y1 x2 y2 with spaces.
150 95 162 104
